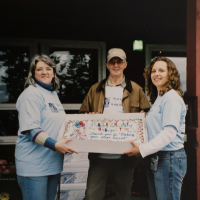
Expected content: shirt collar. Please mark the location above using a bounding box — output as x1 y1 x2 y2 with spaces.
34 78 53 91
106 75 126 88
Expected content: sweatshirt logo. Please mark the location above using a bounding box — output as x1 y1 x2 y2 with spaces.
104 98 110 107
49 103 58 113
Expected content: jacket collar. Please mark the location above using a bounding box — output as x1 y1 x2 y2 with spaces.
96 76 133 93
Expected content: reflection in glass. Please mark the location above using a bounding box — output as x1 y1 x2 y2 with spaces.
0 110 19 136
0 46 30 103
49 48 98 103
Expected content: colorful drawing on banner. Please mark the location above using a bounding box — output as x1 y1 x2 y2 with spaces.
63 118 145 143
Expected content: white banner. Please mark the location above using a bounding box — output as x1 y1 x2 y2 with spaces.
58 113 148 154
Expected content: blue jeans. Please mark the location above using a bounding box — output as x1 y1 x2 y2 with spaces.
17 174 60 200
145 148 187 200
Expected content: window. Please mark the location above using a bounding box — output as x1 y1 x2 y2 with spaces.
0 39 106 143
40 40 106 110
146 44 186 94
0 39 37 143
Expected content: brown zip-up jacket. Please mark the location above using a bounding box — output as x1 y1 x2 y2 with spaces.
79 77 151 162
79 77 150 114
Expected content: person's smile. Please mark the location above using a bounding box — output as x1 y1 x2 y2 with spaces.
152 77 162 82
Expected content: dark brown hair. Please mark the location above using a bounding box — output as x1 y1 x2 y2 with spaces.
144 57 182 104
25 55 60 91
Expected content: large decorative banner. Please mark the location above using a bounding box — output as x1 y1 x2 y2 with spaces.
58 113 148 154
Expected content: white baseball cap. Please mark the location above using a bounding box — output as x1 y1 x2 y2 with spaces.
107 48 126 62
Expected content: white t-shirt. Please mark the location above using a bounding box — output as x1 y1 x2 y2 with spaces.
99 85 124 159
103 86 124 114
15 84 66 176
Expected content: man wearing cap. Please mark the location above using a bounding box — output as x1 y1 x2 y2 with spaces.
80 48 150 200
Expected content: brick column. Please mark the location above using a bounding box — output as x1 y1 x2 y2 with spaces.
187 0 200 199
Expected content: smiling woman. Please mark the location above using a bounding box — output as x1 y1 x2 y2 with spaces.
145 57 183 104
24 55 60 91
123 57 187 200
15 55 77 200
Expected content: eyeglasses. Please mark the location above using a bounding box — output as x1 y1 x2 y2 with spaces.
108 60 125 65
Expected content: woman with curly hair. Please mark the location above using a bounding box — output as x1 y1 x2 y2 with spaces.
123 57 187 200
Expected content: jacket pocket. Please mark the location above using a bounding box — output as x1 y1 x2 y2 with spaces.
129 101 140 112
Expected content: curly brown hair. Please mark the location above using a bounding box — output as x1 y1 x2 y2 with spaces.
144 57 183 104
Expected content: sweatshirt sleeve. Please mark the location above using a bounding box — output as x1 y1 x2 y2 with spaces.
139 126 177 157
23 128 57 151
